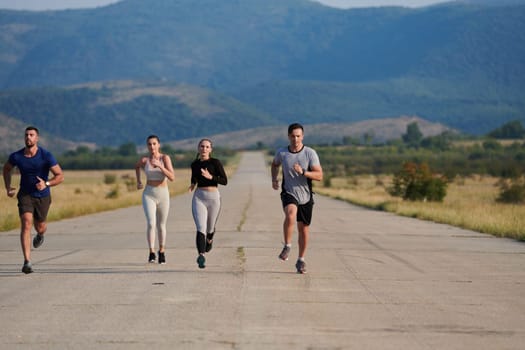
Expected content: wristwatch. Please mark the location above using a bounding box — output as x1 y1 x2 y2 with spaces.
45 181 50 187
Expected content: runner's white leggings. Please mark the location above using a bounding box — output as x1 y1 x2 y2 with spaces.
142 185 170 250
192 188 221 234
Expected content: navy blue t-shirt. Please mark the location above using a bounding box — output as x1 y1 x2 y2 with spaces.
8 147 58 198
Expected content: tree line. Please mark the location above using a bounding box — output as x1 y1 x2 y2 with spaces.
55 143 236 170
315 120 525 203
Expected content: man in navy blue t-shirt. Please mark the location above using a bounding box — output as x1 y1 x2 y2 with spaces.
3 126 64 274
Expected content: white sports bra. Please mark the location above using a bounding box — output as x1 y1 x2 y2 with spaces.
144 157 166 182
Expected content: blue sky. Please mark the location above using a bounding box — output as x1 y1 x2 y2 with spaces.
0 0 451 10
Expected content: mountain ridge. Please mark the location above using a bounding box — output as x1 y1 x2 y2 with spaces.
0 0 523 142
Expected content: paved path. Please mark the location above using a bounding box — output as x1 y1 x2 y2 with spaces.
1 151 524 349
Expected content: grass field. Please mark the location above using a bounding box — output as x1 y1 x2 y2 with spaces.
315 175 525 241
0 169 191 232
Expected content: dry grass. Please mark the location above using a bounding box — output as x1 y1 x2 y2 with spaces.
2 159 239 233
2 155 239 232
315 175 525 241
1 169 191 232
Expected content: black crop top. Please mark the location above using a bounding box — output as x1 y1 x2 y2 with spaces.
190 158 228 187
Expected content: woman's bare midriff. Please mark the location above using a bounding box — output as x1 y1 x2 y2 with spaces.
147 180 167 187
198 186 218 191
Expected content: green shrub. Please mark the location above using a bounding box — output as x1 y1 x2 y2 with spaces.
389 162 448 202
106 185 120 199
103 173 117 184
497 178 525 204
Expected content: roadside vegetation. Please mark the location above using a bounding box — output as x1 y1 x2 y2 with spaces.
2 120 524 240
312 120 525 241
316 174 524 240
0 151 239 232
0 169 190 232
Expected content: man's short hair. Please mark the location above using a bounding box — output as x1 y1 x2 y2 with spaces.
25 126 40 135
288 123 304 135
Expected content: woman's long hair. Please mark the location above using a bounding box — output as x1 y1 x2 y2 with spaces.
195 138 213 160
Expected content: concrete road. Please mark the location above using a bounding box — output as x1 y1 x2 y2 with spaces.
1 151 524 349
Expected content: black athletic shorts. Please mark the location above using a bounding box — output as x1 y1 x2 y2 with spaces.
280 192 314 225
17 192 52 222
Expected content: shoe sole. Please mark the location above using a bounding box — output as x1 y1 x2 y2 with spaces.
22 266 33 274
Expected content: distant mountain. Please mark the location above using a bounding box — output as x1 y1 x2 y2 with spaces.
2 0 523 90
169 116 455 150
0 0 523 140
0 113 92 156
0 81 276 146
456 0 525 6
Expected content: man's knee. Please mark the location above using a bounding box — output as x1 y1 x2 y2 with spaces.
34 221 47 234
20 212 33 226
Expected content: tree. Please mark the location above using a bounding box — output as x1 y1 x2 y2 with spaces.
420 132 452 151
488 120 525 139
118 142 137 156
402 122 423 148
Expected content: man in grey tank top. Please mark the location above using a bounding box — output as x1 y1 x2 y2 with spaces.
271 123 323 274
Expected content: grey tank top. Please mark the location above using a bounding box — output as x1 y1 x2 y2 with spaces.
144 157 166 182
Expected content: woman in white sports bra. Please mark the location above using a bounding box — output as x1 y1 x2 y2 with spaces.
135 135 175 264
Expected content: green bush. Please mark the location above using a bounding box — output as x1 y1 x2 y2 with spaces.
106 185 120 199
389 162 448 202
323 176 332 188
103 174 117 184
497 178 525 204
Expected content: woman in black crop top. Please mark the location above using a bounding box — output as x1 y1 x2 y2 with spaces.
188 138 227 269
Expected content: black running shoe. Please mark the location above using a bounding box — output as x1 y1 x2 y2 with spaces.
148 252 156 263
278 245 290 261
205 239 213 253
197 254 206 269
33 234 44 248
295 260 307 274
158 251 166 265
22 261 33 274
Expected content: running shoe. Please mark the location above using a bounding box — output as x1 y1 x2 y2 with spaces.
295 260 307 274
197 254 206 269
278 245 290 261
148 252 156 263
22 261 33 274
158 251 166 265
205 238 213 253
33 234 44 248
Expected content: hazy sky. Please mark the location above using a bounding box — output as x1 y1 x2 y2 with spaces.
0 0 451 11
